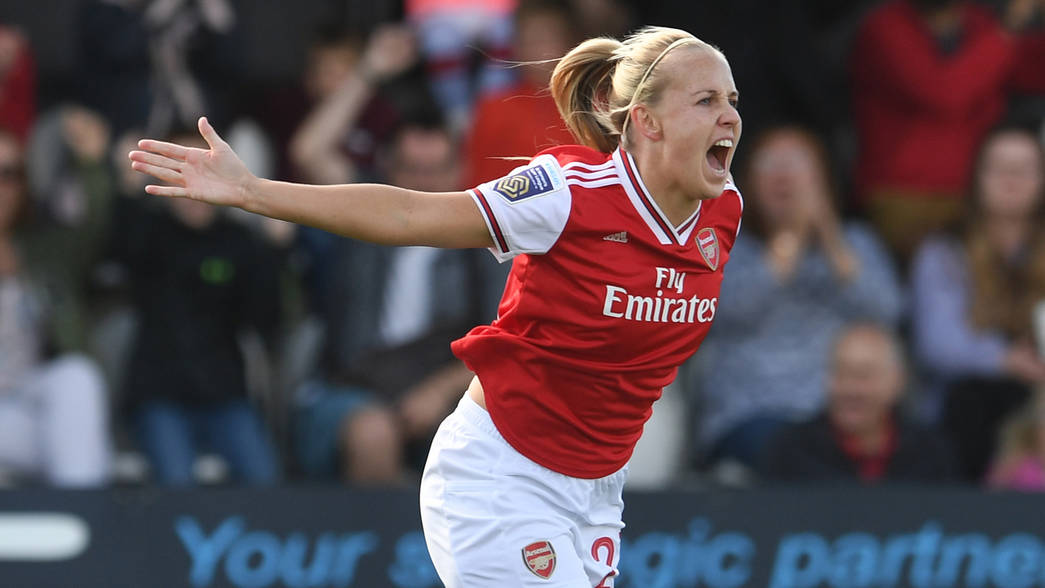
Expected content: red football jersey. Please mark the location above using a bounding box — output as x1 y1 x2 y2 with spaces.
452 145 744 478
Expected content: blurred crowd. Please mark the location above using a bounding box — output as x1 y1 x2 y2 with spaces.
2 0 1045 493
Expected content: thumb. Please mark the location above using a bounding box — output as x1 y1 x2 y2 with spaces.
198 116 226 151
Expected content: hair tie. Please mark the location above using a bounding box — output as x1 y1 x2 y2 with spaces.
620 37 699 140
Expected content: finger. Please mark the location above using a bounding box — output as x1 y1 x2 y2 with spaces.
138 139 189 160
131 161 183 184
198 116 226 151
145 184 188 198
128 150 182 171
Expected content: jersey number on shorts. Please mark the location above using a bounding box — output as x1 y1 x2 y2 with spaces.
592 537 616 588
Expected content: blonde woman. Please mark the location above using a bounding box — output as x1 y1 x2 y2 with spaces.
987 393 1045 491
130 26 743 587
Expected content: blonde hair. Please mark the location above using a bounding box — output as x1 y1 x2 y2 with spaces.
549 26 717 153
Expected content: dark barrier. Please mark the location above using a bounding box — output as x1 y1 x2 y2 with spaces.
2 486 1045 588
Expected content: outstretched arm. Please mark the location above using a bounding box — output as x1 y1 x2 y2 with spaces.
128 117 493 249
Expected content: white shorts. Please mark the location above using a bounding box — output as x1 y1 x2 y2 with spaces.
420 394 626 587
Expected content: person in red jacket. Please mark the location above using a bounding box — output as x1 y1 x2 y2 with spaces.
462 0 578 188
0 26 35 143
850 0 1045 263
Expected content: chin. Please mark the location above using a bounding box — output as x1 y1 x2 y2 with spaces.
697 179 727 200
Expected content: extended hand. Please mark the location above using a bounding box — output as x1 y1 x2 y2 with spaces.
361 24 417 82
128 117 255 208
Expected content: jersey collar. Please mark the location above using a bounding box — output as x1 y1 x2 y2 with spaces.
612 148 701 246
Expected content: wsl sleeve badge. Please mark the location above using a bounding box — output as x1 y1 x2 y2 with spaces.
522 540 556 579
493 157 564 204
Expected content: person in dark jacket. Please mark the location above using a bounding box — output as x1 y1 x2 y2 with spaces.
764 322 955 483
114 129 281 486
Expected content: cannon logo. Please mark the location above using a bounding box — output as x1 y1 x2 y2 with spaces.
696 228 719 271
522 540 556 579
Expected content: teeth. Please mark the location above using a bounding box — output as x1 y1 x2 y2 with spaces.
714 139 733 148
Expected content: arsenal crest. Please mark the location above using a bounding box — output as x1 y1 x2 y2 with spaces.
696 227 719 270
522 540 556 579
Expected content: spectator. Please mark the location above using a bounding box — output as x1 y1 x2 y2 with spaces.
569 0 634 39
288 25 416 186
76 0 242 137
0 25 35 142
765 323 955 484
113 128 282 486
987 392 1045 491
642 0 869 157
690 126 903 470
851 0 1045 263
294 118 508 484
24 106 117 351
0 128 110 487
406 0 517 129
911 124 1045 481
462 0 577 188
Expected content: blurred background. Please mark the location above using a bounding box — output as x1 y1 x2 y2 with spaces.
5 1 1045 586
1 0 1045 506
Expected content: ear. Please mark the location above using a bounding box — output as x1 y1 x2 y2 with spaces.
629 105 662 141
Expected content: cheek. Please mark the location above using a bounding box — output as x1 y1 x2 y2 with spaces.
1012 175 1044 206
663 109 708 145
980 176 1009 209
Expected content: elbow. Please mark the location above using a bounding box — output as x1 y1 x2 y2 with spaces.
842 283 904 326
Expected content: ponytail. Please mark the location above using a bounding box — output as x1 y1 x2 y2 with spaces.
549 38 623 153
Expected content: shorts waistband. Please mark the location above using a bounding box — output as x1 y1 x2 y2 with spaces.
452 393 629 488
454 392 504 442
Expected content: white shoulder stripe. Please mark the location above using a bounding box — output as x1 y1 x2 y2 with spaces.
562 160 615 173
565 177 622 189
563 167 619 181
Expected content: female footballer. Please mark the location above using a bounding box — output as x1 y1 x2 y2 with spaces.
130 26 742 588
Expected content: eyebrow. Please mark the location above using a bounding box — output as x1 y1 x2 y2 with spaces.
693 89 740 99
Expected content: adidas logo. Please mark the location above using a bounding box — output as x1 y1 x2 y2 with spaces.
603 231 629 243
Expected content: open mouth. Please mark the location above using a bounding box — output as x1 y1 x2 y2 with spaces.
706 139 732 173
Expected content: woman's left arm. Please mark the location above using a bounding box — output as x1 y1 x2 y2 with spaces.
129 117 494 249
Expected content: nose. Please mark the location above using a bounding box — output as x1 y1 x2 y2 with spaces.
719 103 741 128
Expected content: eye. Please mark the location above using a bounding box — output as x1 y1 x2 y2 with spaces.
697 97 712 106
729 98 739 108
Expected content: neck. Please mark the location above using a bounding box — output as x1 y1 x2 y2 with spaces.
985 215 1031 258
629 144 700 227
